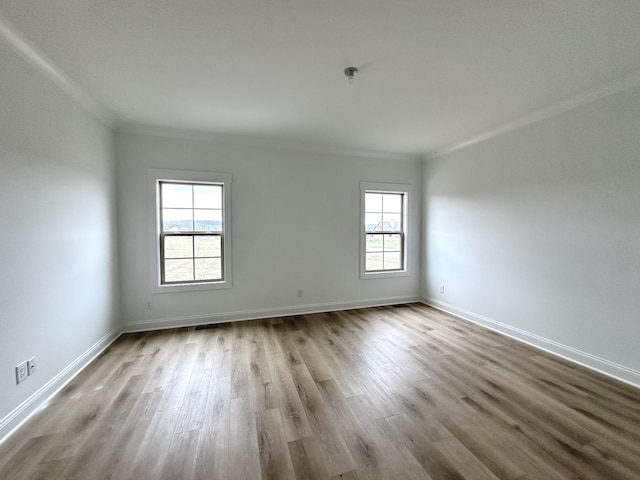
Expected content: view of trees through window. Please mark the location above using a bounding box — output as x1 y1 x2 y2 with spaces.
364 192 404 271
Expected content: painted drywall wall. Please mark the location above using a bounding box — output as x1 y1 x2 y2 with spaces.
0 39 120 436
423 85 640 385
116 129 421 330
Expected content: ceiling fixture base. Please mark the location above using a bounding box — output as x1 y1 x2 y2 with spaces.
344 67 359 87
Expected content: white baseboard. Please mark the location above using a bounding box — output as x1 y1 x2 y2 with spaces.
19 295 624 446
422 297 640 389
123 295 420 332
0 326 122 445
1 296 418 445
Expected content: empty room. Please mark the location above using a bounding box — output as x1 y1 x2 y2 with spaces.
1 1 639 479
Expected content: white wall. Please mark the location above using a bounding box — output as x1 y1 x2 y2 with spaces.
423 85 640 386
116 129 422 330
0 39 120 437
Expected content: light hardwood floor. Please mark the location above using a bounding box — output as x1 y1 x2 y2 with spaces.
1 304 639 479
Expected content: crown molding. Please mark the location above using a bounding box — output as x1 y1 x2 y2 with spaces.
0 13 114 127
5 7 639 160
116 122 420 162
431 68 640 159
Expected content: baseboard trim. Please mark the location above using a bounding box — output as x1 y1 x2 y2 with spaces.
0 326 122 446
422 297 640 389
1 296 418 444
123 295 420 332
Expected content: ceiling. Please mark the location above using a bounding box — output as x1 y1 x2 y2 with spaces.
2 1 640 156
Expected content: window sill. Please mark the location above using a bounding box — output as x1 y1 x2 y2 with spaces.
360 270 409 280
151 280 232 294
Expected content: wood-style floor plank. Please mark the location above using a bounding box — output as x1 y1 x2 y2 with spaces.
193 375 230 480
256 407 297 480
1 303 639 479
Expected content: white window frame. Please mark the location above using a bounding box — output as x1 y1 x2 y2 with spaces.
149 168 232 293
360 182 410 280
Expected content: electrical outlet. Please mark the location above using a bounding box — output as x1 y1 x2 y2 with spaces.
145 300 153 310
27 357 36 376
16 361 27 384
439 285 445 294
297 289 303 297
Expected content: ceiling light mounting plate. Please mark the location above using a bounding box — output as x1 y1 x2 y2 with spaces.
344 67 359 78
344 66 359 87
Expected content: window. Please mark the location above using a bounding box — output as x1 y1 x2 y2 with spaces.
149 169 232 292
160 182 224 284
360 182 409 279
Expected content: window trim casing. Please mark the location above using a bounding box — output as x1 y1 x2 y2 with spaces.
360 182 410 280
149 168 232 293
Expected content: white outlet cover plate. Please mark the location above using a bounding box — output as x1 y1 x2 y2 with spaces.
27 357 36 375
16 362 27 384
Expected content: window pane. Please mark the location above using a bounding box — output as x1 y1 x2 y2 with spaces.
365 213 383 232
383 194 402 213
195 258 222 280
164 236 193 258
383 214 401 231
383 252 402 270
365 252 383 271
194 235 221 257
162 209 193 232
384 234 402 251
194 209 222 231
164 259 194 282
194 185 222 209
362 188 406 276
157 175 230 287
162 183 192 208
366 234 384 252
365 193 383 213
